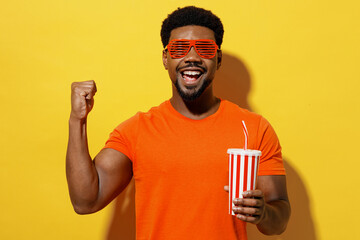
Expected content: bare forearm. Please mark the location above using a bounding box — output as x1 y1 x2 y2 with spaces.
257 200 291 235
66 117 99 213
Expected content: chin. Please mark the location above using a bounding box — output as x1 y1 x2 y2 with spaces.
175 78 211 101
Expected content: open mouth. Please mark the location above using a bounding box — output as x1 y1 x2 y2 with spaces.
181 70 203 85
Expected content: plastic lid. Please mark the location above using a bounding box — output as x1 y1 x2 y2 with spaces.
227 148 262 156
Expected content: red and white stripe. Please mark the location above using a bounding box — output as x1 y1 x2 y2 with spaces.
242 120 249 150
228 151 260 215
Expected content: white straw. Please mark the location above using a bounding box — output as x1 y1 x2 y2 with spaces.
242 120 249 149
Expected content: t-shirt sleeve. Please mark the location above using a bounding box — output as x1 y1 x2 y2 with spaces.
103 113 139 162
256 116 286 175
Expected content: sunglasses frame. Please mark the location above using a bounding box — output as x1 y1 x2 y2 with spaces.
165 39 219 59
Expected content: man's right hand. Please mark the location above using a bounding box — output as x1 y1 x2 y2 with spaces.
70 80 97 121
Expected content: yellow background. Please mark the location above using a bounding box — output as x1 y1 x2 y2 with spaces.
1 0 359 239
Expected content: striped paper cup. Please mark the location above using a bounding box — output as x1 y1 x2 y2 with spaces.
227 148 261 215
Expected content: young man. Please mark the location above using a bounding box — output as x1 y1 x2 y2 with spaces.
66 6 290 239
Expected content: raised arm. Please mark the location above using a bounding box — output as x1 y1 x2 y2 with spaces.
66 80 133 214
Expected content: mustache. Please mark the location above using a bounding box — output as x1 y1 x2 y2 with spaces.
177 63 206 72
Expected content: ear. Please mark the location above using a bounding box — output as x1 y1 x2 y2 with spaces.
162 50 168 70
216 50 222 70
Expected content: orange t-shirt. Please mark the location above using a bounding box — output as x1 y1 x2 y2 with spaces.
104 100 285 240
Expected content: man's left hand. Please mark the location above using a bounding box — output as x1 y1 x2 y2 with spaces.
224 175 290 235
232 190 266 224
224 186 266 224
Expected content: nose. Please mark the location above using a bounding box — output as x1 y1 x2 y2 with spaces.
183 46 202 63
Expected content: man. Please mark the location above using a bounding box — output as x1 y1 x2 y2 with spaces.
66 6 290 239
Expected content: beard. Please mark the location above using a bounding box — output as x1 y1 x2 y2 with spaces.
174 77 211 101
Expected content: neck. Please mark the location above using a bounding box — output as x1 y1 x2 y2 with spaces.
170 85 221 120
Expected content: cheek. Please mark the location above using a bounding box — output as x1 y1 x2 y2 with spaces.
205 61 218 75
167 60 180 74
166 63 179 81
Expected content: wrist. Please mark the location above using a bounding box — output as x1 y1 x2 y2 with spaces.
69 114 87 126
256 200 290 235
258 203 269 225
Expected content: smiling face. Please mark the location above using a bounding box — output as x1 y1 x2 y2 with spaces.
163 25 222 101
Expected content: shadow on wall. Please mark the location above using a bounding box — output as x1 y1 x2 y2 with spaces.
106 178 135 240
246 160 317 240
105 52 317 240
215 53 317 240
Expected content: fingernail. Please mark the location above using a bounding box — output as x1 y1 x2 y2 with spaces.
236 214 244 220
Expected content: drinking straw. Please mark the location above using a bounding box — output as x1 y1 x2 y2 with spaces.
242 120 248 150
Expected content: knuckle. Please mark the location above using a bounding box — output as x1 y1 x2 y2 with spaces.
252 208 258 215
73 87 82 94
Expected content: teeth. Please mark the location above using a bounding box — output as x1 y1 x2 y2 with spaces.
183 71 201 76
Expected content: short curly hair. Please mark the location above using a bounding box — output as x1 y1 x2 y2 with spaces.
160 6 224 48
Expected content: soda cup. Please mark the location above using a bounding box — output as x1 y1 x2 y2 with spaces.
227 148 261 215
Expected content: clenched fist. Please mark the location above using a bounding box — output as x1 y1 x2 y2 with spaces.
70 80 97 121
